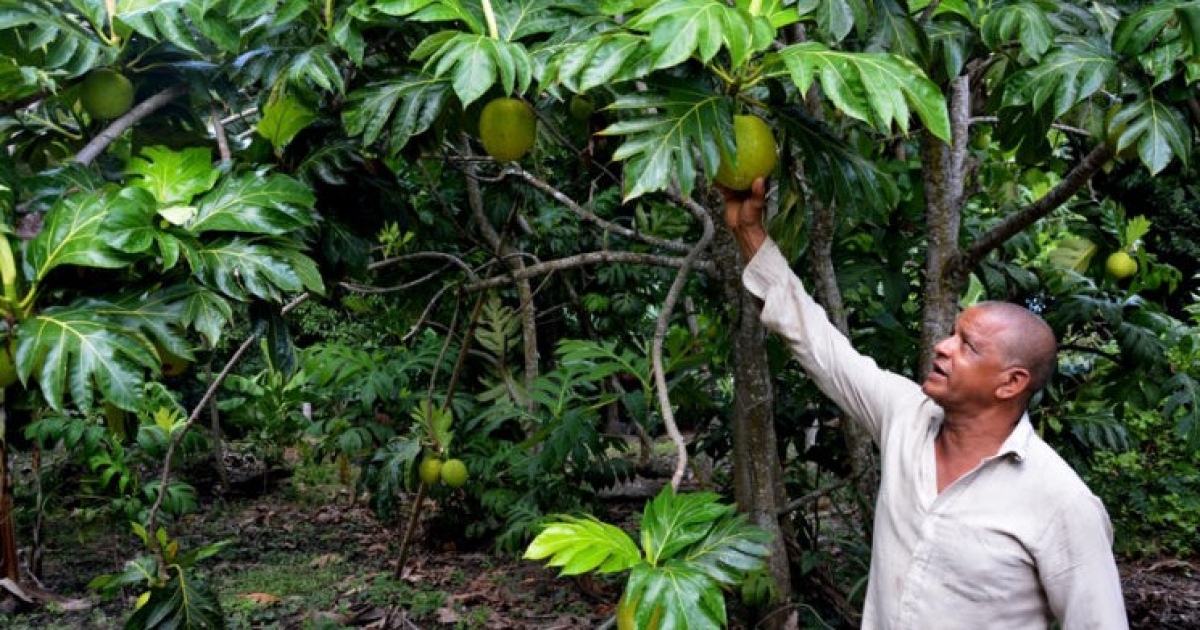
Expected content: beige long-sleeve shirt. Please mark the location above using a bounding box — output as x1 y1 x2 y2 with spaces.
744 239 1127 629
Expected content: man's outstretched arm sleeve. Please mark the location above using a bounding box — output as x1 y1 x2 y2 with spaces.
742 239 924 444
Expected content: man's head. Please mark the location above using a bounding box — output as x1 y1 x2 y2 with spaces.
921 301 1057 414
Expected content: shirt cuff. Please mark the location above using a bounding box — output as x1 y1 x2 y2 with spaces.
742 238 792 299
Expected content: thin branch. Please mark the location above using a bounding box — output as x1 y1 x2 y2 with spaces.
144 292 310 577
462 251 710 292
509 167 692 254
779 479 851 516
969 115 1092 137
916 0 942 25
339 265 450 295
211 103 231 164
1058 342 1120 363
961 142 1114 268
368 251 479 279
652 194 716 490
74 84 188 166
402 284 454 344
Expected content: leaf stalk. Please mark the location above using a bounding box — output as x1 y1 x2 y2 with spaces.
481 0 500 40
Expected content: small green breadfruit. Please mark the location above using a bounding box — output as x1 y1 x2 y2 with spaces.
1105 251 1137 279
714 114 777 191
80 69 134 120
479 97 536 162
569 95 594 121
418 457 443 486
440 458 469 488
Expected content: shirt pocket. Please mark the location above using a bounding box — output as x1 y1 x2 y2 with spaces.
934 524 1036 604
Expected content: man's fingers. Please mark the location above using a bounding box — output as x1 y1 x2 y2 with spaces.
750 177 766 199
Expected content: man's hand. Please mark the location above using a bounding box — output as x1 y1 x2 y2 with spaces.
719 177 769 262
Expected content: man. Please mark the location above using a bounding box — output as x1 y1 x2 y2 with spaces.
722 179 1127 629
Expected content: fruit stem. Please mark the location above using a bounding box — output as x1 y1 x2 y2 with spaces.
481 0 500 40
324 0 334 31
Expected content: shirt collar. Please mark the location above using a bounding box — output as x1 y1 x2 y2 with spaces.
926 407 1035 462
997 413 1035 462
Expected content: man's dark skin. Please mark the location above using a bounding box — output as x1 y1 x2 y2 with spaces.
721 178 1059 493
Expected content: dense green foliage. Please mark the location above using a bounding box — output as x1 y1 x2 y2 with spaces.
3 0 1200 627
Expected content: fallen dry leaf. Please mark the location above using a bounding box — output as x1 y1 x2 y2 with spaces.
310 552 343 568
240 592 282 606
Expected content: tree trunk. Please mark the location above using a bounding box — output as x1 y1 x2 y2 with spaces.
0 398 18 583
918 76 972 372
462 144 539 409
717 229 795 627
807 193 878 533
917 74 1116 368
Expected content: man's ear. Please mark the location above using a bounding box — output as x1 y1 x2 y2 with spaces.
995 367 1031 401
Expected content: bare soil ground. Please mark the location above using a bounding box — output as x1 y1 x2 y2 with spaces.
3 477 1198 629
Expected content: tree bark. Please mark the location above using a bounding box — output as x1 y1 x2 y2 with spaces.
918 75 972 375
462 143 539 410
74 84 187 166
918 75 1117 368
0 412 18 583
716 227 795 627
806 192 879 532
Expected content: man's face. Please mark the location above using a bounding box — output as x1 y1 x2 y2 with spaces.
921 306 1011 411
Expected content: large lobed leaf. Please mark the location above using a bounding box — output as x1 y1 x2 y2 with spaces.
25 187 138 283
1109 97 1192 175
126 146 221 206
623 561 728 630
980 1 1053 62
539 29 651 94
1114 1 1200 60
342 73 453 154
186 236 324 303
0 0 111 88
557 338 650 389
82 285 200 365
523 515 643 575
640 487 734 565
179 287 235 347
770 42 951 143
622 0 773 71
413 32 533 106
15 303 160 412
189 172 316 236
1001 37 1116 118
116 0 203 54
681 510 771 586
599 80 733 200
125 572 226 630
774 104 899 221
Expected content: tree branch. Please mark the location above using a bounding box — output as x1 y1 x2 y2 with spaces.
73 84 188 166
651 195 716 490
509 166 692 254
211 103 232 164
144 292 310 578
961 142 1114 268
779 479 851 516
969 115 1091 138
462 250 709 292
